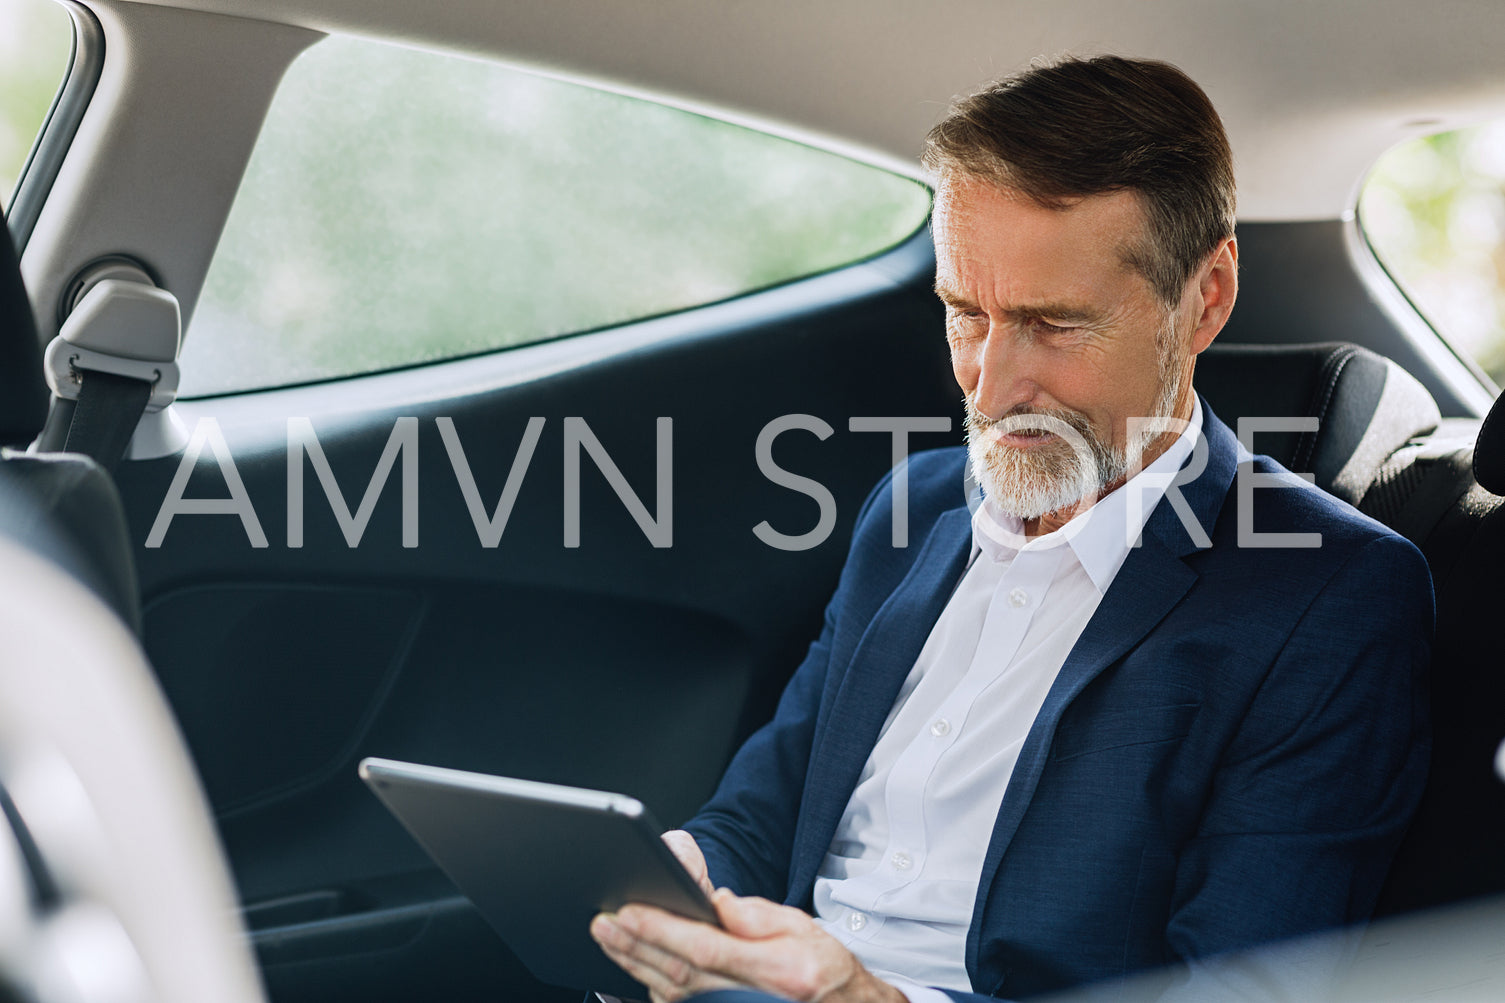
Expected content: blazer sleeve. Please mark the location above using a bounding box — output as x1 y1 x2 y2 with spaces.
680 604 835 899
682 467 900 900
1152 531 1433 998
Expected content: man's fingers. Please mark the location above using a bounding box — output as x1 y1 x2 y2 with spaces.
593 914 694 992
592 897 885 1003
591 911 740 1002
610 902 790 989
596 936 703 1003
615 903 737 972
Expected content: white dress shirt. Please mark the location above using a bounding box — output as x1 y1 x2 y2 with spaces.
813 400 1203 1001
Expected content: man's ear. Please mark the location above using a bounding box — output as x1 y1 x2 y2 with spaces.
1189 237 1238 355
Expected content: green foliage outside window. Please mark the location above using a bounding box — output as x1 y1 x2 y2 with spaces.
1362 123 1505 386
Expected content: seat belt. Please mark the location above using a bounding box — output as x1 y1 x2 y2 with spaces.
44 371 155 471
38 262 181 473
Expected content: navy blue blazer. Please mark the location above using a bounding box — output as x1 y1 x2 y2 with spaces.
683 403 1432 1001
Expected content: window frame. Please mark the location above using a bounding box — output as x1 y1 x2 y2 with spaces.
6 0 103 251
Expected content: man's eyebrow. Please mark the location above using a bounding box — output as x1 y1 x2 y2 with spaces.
1011 303 1103 324
932 283 1103 325
932 282 975 309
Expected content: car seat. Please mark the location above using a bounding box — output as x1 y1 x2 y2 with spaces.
0 212 265 1002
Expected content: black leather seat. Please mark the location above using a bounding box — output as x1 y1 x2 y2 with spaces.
1368 389 1505 915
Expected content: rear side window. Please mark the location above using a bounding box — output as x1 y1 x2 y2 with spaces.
1361 122 1505 386
0 0 73 212
181 34 931 397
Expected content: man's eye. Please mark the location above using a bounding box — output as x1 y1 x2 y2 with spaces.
1031 318 1077 334
947 308 987 326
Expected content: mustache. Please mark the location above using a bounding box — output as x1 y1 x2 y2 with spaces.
963 399 1097 442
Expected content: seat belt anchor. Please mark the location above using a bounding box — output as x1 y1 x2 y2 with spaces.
43 275 181 413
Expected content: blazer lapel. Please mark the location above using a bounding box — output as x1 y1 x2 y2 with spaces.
966 400 1240 972
966 534 1195 963
788 507 972 902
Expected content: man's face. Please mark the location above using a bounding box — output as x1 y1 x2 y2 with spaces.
932 175 1193 522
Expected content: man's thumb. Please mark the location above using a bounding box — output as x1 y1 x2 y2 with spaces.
713 890 803 940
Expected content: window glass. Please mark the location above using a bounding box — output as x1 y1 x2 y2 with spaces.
0 0 73 213
182 34 932 397
1360 122 1505 385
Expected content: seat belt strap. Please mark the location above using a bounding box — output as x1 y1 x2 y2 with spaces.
59 370 154 473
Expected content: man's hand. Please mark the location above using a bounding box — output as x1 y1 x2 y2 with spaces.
590 888 906 1003
661 829 715 898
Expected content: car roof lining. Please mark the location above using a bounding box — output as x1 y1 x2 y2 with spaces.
107 0 1505 222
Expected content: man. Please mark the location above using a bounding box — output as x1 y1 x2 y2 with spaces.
591 56 1432 1002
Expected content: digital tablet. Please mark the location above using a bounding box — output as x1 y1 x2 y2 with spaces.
358 757 719 997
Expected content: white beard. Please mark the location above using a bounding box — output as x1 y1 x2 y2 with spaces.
965 403 1121 520
965 331 1185 521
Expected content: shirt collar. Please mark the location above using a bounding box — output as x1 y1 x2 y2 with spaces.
970 396 1205 593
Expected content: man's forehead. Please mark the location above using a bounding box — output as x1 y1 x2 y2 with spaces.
932 176 1156 295
934 174 1148 237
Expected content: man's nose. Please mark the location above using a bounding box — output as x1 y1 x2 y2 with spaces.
971 323 1040 418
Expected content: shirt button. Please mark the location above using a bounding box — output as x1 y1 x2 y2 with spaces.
1008 587 1030 608
930 718 951 737
891 852 912 871
848 912 867 931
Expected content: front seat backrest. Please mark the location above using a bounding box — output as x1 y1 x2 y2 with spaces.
0 535 267 1003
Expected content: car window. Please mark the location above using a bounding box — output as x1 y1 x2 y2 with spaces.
1360 121 1505 386
180 34 932 398
0 0 73 214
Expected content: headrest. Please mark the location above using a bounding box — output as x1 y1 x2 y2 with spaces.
0 213 50 447
1476 390 1505 495
1196 342 1441 506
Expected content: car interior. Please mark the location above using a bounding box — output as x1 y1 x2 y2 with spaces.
2 1 1505 1002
